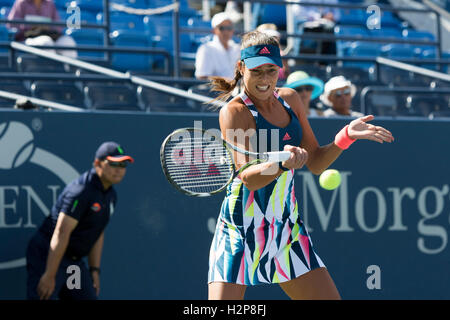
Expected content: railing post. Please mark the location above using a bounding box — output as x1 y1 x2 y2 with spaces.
173 0 180 77
103 0 111 64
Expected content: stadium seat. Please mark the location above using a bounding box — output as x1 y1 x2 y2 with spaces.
70 0 104 12
183 17 211 53
16 55 68 73
289 64 328 81
0 26 8 53
110 30 153 72
381 43 417 59
429 109 450 119
336 9 366 25
144 15 173 67
0 82 30 109
65 29 105 58
137 85 198 112
110 0 149 8
326 65 374 83
31 81 86 108
368 27 402 39
406 95 449 117
365 91 405 116
378 66 421 86
109 11 147 32
84 83 142 111
334 25 368 56
344 42 382 70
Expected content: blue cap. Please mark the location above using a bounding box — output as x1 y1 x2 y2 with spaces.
241 44 283 70
95 141 134 163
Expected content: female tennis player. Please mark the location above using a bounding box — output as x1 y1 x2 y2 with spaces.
207 30 394 300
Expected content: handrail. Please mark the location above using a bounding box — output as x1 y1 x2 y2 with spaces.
0 89 84 112
10 41 222 107
360 85 450 114
376 57 450 82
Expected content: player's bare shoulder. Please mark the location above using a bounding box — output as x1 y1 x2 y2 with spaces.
276 87 305 117
219 95 254 131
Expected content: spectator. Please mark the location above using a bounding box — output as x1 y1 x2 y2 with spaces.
195 12 240 80
284 70 324 117
256 23 289 80
8 0 77 58
292 0 340 23
292 0 338 56
321 76 364 117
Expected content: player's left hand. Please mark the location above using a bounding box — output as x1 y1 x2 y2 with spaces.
348 115 394 143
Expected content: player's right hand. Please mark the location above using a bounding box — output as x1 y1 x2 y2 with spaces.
282 145 308 170
37 272 55 300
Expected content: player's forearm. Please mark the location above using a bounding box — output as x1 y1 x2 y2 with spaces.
306 143 343 175
239 162 283 191
45 231 71 277
88 233 104 268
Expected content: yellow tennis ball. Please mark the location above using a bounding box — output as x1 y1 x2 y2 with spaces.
319 169 341 190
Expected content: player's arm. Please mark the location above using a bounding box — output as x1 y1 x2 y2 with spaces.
219 100 286 191
280 87 343 175
281 88 394 175
38 213 78 299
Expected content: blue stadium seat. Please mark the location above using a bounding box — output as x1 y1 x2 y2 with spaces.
16 55 68 73
31 81 86 108
0 82 30 109
365 92 414 117
407 95 449 117
0 25 8 53
137 85 196 112
84 83 142 111
326 65 374 83
368 27 402 39
109 11 147 31
381 43 416 59
334 25 368 56
183 17 211 53
336 9 366 25
344 42 382 70
110 0 148 8
110 30 153 72
70 0 104 12
251 3 286 30
65 28 105 58
144 15 173 67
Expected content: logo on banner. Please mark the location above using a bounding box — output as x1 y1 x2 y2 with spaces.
0 121 79 270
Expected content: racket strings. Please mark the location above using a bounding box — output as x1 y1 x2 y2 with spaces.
163 135 234 194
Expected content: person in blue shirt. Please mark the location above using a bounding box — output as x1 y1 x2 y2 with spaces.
26 141 134 300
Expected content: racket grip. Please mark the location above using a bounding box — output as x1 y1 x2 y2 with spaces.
265 151 291 162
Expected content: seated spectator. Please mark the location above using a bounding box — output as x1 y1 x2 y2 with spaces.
320 76 364 117
8 0 77 58
256 23 289 80
292 0 338 56
284 70 324 117
195 12 240 80
292 0 340 23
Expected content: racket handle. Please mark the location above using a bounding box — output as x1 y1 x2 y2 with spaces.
265 151 291 162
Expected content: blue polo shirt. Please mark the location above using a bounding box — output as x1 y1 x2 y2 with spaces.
39 168 117 258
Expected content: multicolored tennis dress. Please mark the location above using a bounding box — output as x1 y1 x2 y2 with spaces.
208 91 325 285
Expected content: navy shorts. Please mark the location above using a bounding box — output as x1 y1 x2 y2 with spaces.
26 231 97 300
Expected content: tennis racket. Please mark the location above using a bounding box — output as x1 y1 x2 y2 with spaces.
160 127 291 197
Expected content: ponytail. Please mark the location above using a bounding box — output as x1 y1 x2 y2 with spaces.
207 62 242 108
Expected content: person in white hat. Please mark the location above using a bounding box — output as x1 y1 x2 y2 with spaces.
321 76 364 117
194 12 240 80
